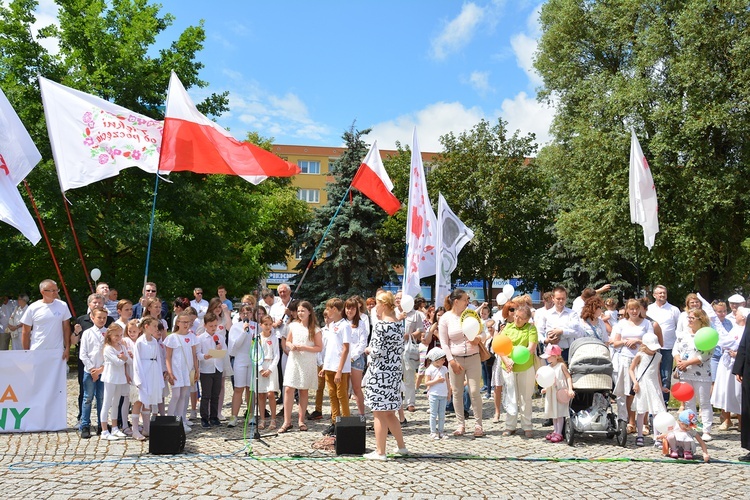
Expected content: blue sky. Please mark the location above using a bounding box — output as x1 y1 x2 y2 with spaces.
34 0 554 153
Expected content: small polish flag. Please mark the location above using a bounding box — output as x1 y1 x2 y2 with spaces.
351 140 401 215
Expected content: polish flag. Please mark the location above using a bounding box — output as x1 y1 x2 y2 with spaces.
351 140 401 215
158 72 300 184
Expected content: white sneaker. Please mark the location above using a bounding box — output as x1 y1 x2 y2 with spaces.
393 447 410 455
185 419 194 427
429 433 439 440
227 417 237 428
112 428 127 438
702 433 713 442
440 433 449 440
100 431 111 440
183 424 192 433
190 410 198 420
363 451 387 461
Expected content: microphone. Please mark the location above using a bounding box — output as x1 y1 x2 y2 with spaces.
213 334 220 346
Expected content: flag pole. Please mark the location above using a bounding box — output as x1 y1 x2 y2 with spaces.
61 195 94 293
23 181 77 316
634 224 640 297
143 173 160 288
292 185 352 297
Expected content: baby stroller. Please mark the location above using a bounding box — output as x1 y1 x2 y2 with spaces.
563 337 626 446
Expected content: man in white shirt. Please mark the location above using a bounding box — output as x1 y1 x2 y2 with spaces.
537 286 582 362
190 287 209 319
21 279 72 359
647 285 681 403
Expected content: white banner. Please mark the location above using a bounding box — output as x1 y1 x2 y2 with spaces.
0 350 67 432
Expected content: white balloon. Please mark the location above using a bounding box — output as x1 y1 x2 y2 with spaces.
653 411 676 435
535 365 556 389
462 317 480 340
503 284 515 299
90 268 102 282
400 294 415 313
496 293 508 306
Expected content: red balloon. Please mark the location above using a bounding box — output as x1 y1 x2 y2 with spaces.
671 382 694 403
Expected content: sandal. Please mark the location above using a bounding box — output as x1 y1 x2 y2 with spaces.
278 423 293 434
452 427 465 436
268 420 276 430
635 436 644 447
298 423 308 431
492 415 501 423
502 430 516 437
473 427 484 437
627 424 637 434
524 430 533 438
258 421 266 430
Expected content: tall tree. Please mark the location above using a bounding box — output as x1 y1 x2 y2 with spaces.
535 0 750 299
427 119 551 299
0 0 309 310
293 126 398 307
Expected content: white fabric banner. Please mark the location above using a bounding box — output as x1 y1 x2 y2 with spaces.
0 350 67 432
435 193 475 308
402 128 437 297
629 128 659 250
39 76 164 192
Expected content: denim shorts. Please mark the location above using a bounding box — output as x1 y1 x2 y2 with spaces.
351 353 366 371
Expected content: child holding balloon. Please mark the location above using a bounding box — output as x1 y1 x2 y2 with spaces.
660 409 710 462
671 308 714 441
628 333 668 446
538 344 574 442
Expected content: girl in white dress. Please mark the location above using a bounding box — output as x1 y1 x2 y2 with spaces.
164 312 198 432
257 315 279 430
121 319 140 439
629 333 668 446
100 324 131 441
279 301 322 433
612 299 655 431
540 344 574 443
134 317 165 438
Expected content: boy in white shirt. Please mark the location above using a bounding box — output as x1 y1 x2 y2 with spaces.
196 312 226 427
320 298 351 436
79 308 109 439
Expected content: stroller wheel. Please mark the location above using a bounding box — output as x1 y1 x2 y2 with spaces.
564 417 575 446
615 419 628 447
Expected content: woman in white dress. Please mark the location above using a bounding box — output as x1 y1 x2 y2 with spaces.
279 301 322 433
612 299 655 433
711 309 744 430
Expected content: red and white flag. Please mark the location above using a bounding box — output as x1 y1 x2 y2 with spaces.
39 77 164 192
629 128 659 250
0 87 42 245
402 128 437 297
351 140 400 215
159 72 300 184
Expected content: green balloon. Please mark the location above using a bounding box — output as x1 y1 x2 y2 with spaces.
511 345 531 365
694 327 719 351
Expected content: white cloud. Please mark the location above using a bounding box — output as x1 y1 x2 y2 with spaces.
214 71 331 142
431 3 485 60
499 91 554 147
465 71 492 94
365 102 486 152
32 0 60 55
510 3 544 87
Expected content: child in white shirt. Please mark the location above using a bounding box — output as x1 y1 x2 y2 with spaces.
320 298 351 436
425 347 450 439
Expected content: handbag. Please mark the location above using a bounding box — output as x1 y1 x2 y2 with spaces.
404 333 420 362
180 338 197 384
629 354 655 396
477 341 492 362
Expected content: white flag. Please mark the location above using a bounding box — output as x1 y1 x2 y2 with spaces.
629 128 659 250
435 193 474 308
39 76 164 192
402 128 437 297
0 87 42 245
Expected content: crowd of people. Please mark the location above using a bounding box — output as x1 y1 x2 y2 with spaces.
5 279 750 462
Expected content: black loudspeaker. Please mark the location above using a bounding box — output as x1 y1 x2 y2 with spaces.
335 415 366 455
149 416 186 455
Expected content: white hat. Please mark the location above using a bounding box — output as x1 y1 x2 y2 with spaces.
641 333 661 352
728 294 745 303
427 347 446 362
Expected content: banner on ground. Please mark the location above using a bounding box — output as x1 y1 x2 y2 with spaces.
0 350 67 433
39 76 164 192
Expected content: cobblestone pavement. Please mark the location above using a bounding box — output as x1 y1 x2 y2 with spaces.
1 374 748 499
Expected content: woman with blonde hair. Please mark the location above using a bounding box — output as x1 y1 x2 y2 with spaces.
363 291 409 460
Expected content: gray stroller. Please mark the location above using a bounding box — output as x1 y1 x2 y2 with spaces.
563 337 627 446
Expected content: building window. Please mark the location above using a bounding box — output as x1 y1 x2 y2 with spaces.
298 160 320 174
297 188 320 203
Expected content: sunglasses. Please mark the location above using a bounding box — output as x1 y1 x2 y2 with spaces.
508 307 515 312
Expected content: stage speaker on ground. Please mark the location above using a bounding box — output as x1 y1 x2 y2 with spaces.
149 415 186 455
335 415 366 455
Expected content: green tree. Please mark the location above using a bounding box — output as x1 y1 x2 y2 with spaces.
535 0 750 299
428 119 552 299
0 0 309 311
293 126 398 307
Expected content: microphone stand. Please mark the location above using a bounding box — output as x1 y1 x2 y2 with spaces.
250 324 277 448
